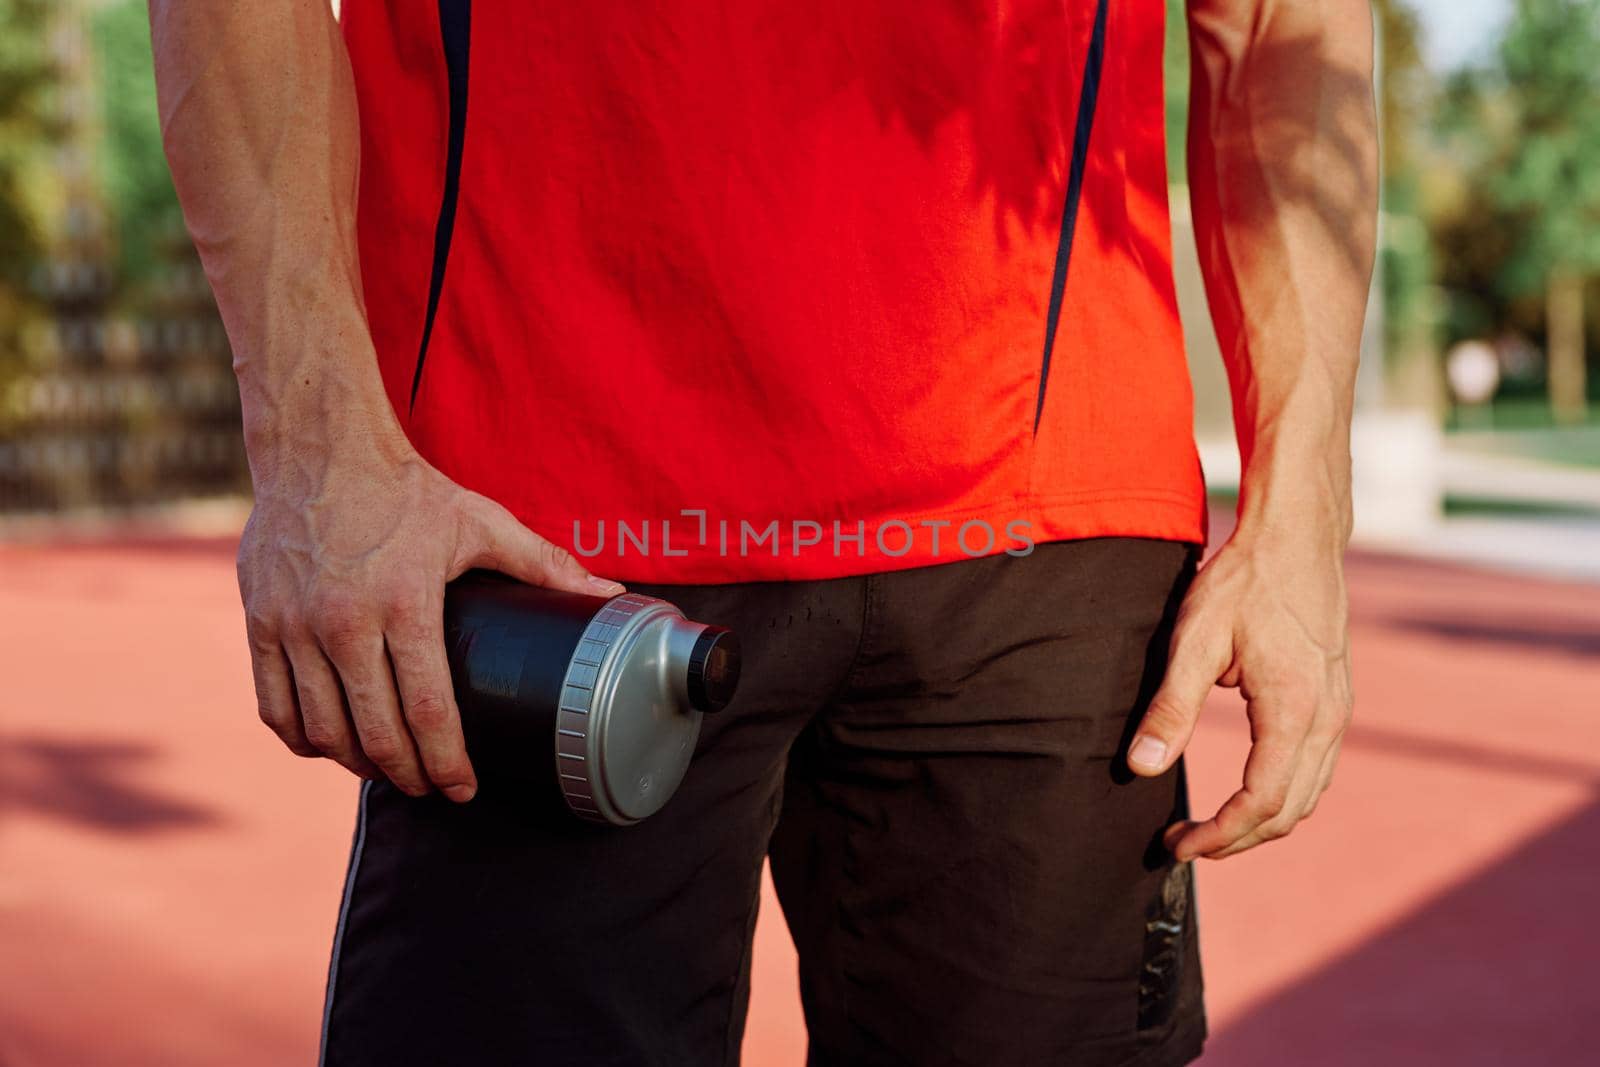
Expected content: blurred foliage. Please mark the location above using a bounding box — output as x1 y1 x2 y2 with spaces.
1373 0 1437 398
92 0 187 303
0 0 1591 449
0 0 246 512
1163 0 1188 180
0 0 185 315
92 1 186 300
1164 0 1434 392
1374 0 1428 179
1488 0 1600 295
1428 1 1600 384
0 0 56 337
1165 0 1597 424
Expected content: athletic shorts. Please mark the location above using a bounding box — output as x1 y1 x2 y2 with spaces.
319 538 1207 1066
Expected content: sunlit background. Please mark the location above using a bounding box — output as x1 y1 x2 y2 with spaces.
2 2 1595 1064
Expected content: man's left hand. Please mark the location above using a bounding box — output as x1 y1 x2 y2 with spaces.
1125 531 1354 860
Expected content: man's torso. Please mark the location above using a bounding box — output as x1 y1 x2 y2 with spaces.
342 0 1203 581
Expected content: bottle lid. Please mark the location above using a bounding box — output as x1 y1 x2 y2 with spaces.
553 595 740 825
686 627 741 713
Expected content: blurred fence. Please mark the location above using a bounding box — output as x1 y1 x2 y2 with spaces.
0 0 248 519
0 260 246 516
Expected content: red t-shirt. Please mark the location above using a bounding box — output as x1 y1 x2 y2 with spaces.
343 0 1204 582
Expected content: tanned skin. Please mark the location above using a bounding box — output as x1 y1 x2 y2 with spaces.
1126 0 1375 861
149 1 626 805
151 0 1374 858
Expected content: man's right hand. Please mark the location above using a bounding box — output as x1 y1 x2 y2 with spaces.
238 427 623 801
149 1 627 799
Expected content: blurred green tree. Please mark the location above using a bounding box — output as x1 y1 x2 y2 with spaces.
1163 0 1188 179
92 0 187 299
0 0 56 353
1166 1 1435 405
1438 0 1600 423
1372 0 1440 409
1495 0 1600 423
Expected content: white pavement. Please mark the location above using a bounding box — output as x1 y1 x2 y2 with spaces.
1199 432 1600 585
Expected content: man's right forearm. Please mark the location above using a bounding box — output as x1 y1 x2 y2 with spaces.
150 0 400 483
150 2 619 799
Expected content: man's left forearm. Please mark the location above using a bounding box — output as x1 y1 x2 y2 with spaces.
1187 0 1375 546
1125 0 1376 860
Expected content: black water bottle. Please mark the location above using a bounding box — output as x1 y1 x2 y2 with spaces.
442 571 741 825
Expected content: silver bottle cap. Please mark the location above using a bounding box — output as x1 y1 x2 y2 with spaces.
552 594 736 824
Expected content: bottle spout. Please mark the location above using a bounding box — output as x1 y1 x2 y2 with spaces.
686 626 741 713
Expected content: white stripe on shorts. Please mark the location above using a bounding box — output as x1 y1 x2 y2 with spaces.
318 778 373 1067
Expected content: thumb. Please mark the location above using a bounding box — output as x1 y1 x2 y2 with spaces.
460 498 625 597
1128 624 1223 776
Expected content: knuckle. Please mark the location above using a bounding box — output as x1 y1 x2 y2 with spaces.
302 720 347 755
358 731 404 767
315 616 370 657
1264 817 1296 841
1144 694 1194 730
256 700 287 729
382 580 431 620
246 629 280 659
1145 694 1181 722
313 596 363 632
308 587 365 632
537 538 578 575
275 607 311 641
404 692 454 734
243 607 280 647
1250 794 1288 821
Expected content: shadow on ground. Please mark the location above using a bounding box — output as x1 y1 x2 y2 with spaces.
1205 795 1600 1065
1385 613 1600 659
0 735 219 833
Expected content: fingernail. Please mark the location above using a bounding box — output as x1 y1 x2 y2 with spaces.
444 784 477 804
587 575 625 596
1129 735 1168 770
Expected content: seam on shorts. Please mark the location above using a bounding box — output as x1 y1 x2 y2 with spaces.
829 573 878 703
722 783 784 1066
317 778 373 1067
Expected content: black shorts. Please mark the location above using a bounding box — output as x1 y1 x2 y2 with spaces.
319 538 1206 1066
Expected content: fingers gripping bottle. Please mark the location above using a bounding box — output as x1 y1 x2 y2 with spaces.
442 572 741 825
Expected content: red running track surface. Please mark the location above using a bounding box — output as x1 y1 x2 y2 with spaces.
1 537 1595 1065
